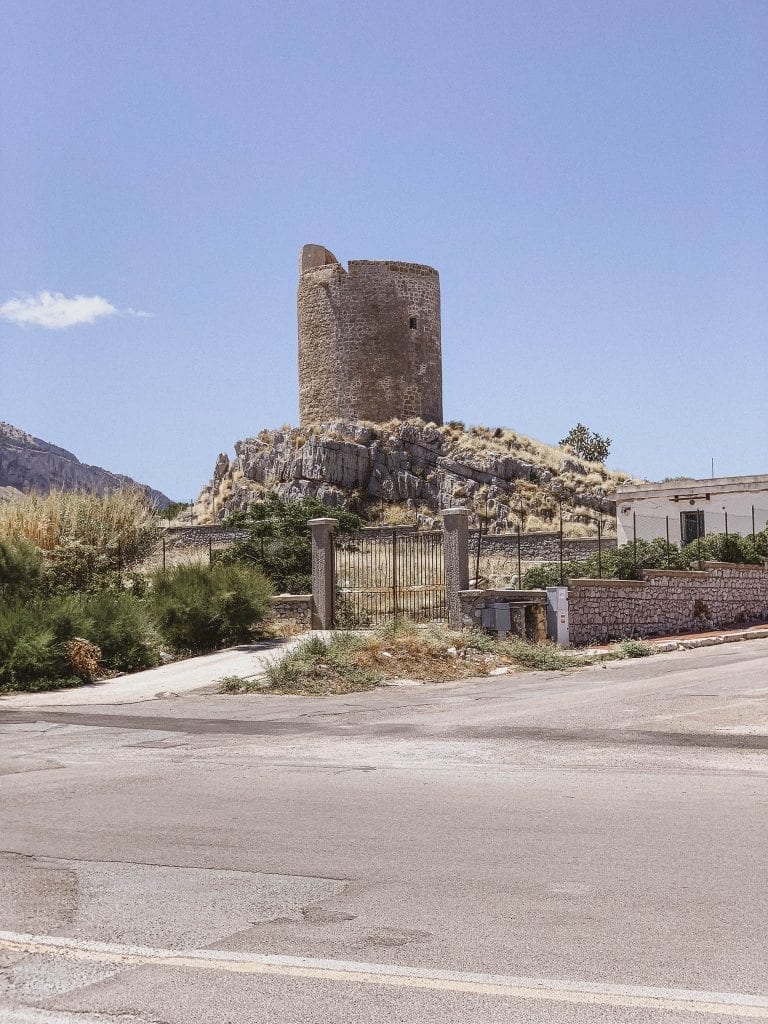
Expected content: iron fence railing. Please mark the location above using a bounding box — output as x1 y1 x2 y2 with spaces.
334 529 446 627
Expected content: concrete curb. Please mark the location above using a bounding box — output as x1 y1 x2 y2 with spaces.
651 628 768 652
579 628 768 659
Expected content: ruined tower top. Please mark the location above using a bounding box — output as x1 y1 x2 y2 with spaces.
297 244 443 426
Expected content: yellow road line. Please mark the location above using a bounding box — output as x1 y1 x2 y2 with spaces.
1 931 767 1018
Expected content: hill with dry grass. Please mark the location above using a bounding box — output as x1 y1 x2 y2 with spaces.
196 419 633 536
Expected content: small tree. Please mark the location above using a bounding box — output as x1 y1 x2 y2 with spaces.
559 423 612 463
221 493 360 593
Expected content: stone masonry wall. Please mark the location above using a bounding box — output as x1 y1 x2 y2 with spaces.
162 525 247 550
163 525 614 564
470 532 617 562
567 562 768 645
298 246 442 425
270 594 312 630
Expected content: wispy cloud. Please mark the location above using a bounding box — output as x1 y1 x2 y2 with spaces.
0 291 150 329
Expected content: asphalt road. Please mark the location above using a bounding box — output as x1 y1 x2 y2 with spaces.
1 640 767 1022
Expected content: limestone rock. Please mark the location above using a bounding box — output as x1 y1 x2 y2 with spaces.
196 419 620 529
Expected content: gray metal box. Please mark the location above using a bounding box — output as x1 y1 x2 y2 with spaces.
482 602 513 638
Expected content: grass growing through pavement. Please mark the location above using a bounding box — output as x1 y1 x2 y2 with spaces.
219 620 656 696
612 639 656 659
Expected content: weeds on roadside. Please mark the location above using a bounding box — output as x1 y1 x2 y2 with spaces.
217 674 262 693
255 622 594 696
264 633 378 694
222 617 660 698
500 638 583 670
611 639 656 659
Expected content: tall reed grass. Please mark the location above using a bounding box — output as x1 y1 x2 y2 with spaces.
0 488 160 567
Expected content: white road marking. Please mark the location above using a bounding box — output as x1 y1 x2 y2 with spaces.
1 931 767 1017
0 1011 124 1024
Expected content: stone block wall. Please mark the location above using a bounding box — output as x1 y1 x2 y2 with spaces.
270 594 313 630
470 531 616 562
567 562 768 645
162 525 248 550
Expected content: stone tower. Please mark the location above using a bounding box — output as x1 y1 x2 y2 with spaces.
297 244 443 426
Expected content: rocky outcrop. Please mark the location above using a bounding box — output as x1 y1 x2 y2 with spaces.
0 421 172 507
197 420 621 532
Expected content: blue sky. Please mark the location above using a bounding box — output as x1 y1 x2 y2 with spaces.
1 0 766 500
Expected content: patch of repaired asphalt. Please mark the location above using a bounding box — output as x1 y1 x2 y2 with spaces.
0 711 419 739
2 710 767 749
0 854 347 1003
457 725 768 749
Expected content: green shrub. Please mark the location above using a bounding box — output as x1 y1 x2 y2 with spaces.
0 538 45 602
220 493 360 593
522 531 767 590
149 562 273 654
0 591 159 692
501 638 581 670
0 603 75 691
613 639 656 659
679 531 764 567
217 674 256 693
84 591 160 672
521 561 578 589
43 544 116 594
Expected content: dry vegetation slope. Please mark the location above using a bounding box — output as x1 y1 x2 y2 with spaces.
196 419 633 536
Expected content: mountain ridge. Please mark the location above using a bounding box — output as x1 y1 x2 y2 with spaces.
0 421 172 508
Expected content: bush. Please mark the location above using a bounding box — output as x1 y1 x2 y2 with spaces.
0 591 160 692
613 639 656 659
217 674 256 693
220 493 360 593
679 531 765 567
522 531 768 589
0 603 75 691
84 591 160 672
149 562 273 654
0 538 45 602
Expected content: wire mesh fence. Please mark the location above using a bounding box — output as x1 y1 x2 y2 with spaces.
469 500 768 588
467 499 615 587
628 506 768 547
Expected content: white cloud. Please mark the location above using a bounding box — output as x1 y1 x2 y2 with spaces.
0 291 149 330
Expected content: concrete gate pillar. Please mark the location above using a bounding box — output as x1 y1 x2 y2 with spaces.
442 508 470 630
309 518 336 629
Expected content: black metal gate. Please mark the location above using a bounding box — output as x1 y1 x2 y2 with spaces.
334 530 446 627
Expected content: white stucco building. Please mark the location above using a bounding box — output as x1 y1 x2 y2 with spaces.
616 475 768 547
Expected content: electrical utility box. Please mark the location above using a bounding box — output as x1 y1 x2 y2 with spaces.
546 587 570 646
481 602 513 638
